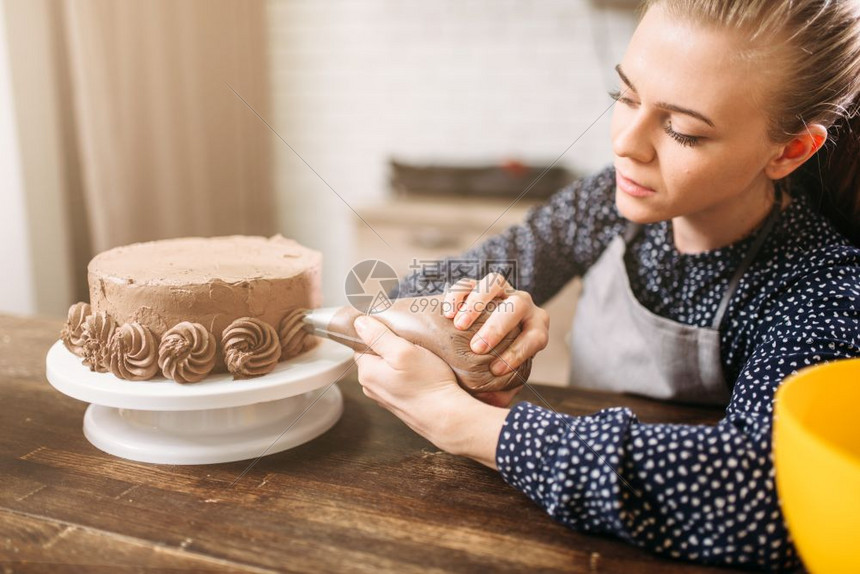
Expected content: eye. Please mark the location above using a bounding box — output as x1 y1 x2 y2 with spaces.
664 121 701 147
608 89 638 107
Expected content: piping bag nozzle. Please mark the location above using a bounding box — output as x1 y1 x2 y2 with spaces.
302 307 370 352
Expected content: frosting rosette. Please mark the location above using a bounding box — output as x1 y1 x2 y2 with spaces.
222 317 282 379
81 311 116 373
278 308 316 359
109 322 160 380
61 302 91 357
158 322 216 384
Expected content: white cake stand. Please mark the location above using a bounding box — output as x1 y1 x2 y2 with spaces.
45 339 354 465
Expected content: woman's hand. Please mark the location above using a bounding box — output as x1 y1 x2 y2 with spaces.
444 273 550 377
353 315 509 468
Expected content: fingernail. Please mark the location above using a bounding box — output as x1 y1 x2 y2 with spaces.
471 336 487 354
491 360 508 375
354 316 368 334
455 314 468 329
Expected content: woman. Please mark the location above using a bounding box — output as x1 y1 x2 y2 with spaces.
353 0 860 569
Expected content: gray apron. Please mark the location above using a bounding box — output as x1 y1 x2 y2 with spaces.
568 200 782 405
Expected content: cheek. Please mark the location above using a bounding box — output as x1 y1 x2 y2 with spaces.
659 140 731 193
662 154 701 191
658 144 761 212
670 142 756 193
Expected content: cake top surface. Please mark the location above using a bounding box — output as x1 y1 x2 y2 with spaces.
89 235 321 285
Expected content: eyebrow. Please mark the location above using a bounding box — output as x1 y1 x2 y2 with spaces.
615 64 716 128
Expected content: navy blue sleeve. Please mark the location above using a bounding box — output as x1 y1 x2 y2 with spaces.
395 166 624 306
496 253 860 570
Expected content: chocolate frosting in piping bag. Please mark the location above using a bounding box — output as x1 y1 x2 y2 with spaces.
302 295 531 394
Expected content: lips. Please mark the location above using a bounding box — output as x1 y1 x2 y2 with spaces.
616 169 656 198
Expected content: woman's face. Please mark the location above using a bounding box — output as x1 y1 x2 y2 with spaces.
610 5 782 227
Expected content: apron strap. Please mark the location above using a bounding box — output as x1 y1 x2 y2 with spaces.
621 192 782 332
711 190 783 330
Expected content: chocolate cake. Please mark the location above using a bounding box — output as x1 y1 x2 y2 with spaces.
60 235 322 382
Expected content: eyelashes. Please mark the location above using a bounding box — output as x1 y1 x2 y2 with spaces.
608 89 630 105
609 90 702 147
663 122 700 147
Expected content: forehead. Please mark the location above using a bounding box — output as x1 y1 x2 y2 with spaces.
623 5 769 127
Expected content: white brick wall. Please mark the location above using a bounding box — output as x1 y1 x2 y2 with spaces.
266 0 637 304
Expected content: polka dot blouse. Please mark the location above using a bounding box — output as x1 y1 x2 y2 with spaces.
397 166 860 570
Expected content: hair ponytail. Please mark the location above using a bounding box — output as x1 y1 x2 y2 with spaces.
793 95 860 245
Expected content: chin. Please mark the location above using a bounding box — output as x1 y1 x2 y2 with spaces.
615 190 665 224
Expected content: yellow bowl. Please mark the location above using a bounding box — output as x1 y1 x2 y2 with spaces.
774 358 860 573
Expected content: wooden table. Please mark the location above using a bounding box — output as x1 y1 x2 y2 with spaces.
0 314 741 573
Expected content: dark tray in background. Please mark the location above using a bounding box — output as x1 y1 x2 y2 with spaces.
390 159 577 200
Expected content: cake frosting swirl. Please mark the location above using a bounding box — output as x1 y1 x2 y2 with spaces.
61 235 322 383
108 322 160 380
61 302 91 357
81 311 116 373
157 322 216 384
222 317 282 379
278 308 316 359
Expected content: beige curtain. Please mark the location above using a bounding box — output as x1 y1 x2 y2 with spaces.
56 0 276 298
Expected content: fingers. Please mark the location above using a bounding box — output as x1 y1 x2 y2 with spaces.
353 350 393 405
443 278 475 319
489 308 549 375
453 273 514 330
469 290 529 353
353 315 415 370
353 350 441 428
360 378 381 402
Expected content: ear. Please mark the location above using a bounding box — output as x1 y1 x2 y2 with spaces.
764 123 828 180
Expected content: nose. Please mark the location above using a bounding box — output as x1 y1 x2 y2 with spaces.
611 109 656 164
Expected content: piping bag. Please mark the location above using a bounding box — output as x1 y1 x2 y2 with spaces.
298 295 531 394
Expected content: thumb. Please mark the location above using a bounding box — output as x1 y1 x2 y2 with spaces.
354 315 414 369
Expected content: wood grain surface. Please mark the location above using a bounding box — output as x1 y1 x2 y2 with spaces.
0 314 741 573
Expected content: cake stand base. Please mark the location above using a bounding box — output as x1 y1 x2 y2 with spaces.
46 339 353 465
82 386 343 465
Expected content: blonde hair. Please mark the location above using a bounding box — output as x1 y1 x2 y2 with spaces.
644 0 860 243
